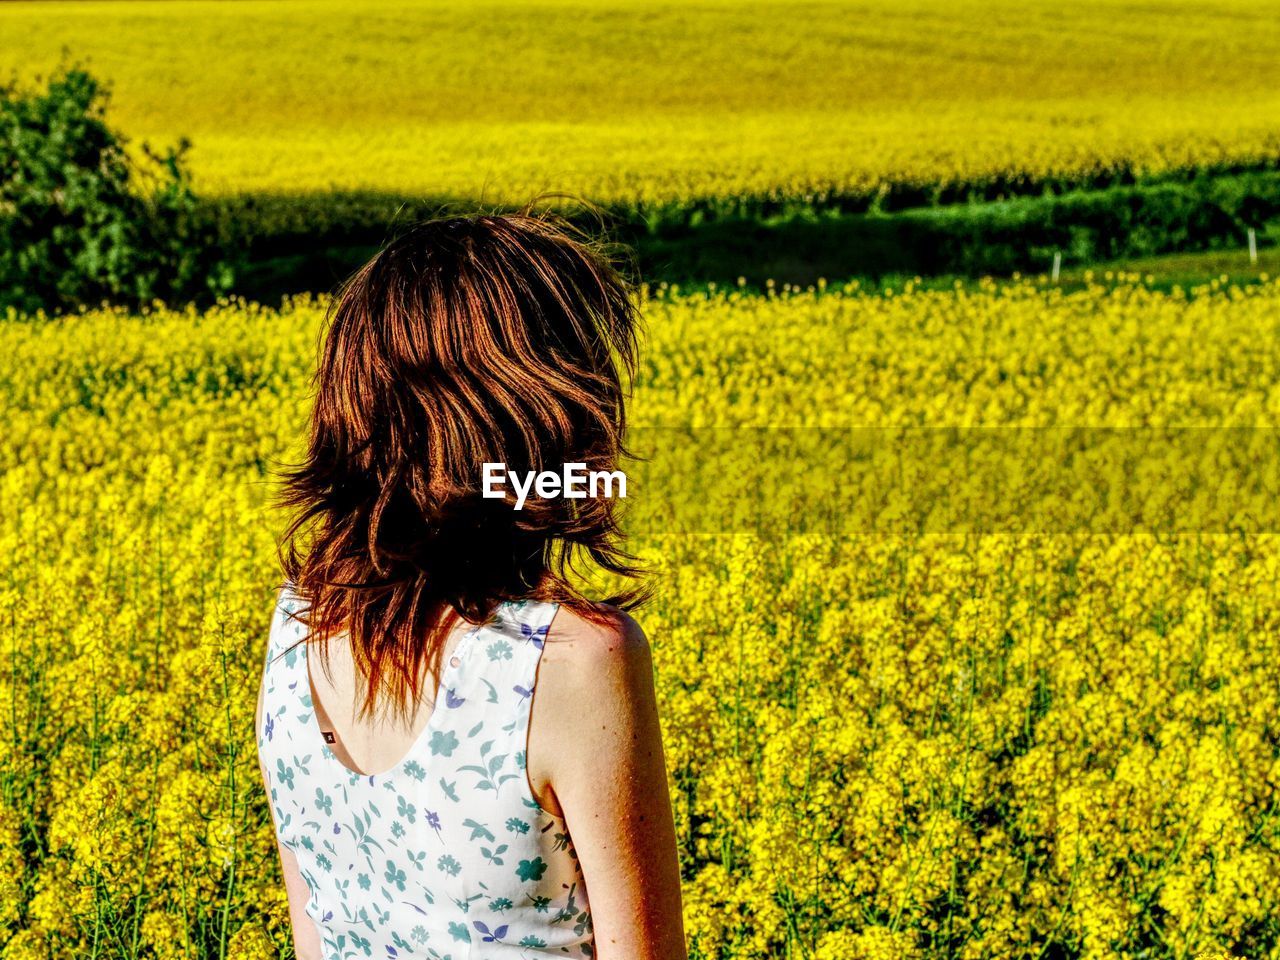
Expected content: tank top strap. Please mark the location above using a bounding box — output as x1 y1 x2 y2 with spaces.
499 597 560 648
484 597 559 686
440 599 559 747
265 582 306 662
259 583 312 742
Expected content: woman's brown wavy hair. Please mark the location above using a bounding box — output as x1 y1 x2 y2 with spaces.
278 209 645 719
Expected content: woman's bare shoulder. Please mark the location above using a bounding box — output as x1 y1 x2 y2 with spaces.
528 602 660 802
533 603 654 723
541 602 649 671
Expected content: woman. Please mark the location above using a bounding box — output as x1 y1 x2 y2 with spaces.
255 212 686 960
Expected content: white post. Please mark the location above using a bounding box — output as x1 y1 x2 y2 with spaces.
1248 228 1258 265
1052 251 1061 283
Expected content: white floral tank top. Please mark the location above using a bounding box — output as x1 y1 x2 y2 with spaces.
257 586 593 959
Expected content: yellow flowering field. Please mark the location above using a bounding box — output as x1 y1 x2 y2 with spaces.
5 0 1280 203
3 278 1280 959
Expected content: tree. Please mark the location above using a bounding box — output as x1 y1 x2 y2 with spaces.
0 67 236 316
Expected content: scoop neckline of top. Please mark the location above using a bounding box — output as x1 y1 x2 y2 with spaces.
300 607 502 782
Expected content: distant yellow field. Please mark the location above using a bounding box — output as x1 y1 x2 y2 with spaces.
5 0 1280 203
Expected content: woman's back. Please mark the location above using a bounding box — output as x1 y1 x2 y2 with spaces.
259 212 684 960
259 586 592 958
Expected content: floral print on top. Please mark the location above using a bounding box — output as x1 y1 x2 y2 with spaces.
257 586 592 959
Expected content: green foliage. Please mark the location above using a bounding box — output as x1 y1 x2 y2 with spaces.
0 67 236 317
902 172 1280 278
208 170 1280 302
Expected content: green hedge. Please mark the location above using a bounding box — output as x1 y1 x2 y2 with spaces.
904 172 1280 277
210 170 1280 299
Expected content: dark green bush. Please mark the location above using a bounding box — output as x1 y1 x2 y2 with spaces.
0 67 236 316
209 169 1280 299
898 173 1280 279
